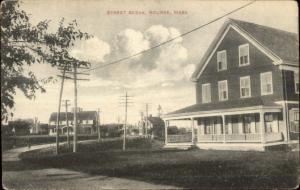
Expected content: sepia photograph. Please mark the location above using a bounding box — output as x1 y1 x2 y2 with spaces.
1 0 299 189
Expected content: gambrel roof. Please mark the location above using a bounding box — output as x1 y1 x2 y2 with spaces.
191 19 299 81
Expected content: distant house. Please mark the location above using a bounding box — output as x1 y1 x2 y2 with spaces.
140 115 165 138
8 119 34 135
163 19 299 151
101 124 123 137
38 123 49 135
49 111 98 135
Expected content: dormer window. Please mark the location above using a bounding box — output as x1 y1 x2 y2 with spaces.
217 50 227 71
239 44 250 66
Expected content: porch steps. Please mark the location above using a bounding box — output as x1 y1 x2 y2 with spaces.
163 143 195 150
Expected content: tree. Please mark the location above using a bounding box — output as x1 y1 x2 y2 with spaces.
8 119 33 136
1 1 91 122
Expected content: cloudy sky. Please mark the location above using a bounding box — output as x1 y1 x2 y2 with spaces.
12 0 298 124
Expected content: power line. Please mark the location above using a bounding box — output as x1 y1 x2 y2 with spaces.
83 1 256 73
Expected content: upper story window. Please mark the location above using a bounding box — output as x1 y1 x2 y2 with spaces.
260 72 273 95
218 80 228 101
294 72 299 94
239 44 250 66
217 50 227 71
240 76 251 98
202 83 211 103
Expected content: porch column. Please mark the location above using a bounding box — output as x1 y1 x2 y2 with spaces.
191 118 195 144
260 111 265 143
164 120 168 145
222 115 226 143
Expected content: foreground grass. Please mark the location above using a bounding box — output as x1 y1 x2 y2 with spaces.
19 139 300 189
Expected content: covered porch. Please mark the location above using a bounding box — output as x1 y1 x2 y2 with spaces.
163 105 284 151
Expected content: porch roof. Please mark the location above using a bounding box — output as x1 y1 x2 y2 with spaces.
163 98 282 119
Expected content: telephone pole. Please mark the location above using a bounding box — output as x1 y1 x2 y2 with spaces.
73 63 78 153
157 104 162 117
55 66 66 155
97 108 101 142
140 111 144 136
57 61 90 153
119 91 133 151
145 103 149 136
62 99 71 150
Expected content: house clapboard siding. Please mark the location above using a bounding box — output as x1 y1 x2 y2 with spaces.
163 19 299 151
196 27 284 105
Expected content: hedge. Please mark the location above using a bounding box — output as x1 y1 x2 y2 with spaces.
2 134 98 151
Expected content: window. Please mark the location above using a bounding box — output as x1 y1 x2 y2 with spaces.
202 83 211 103
290 110 299 133
218 80 228 101
265 113 273 133
239 44 250 66
260 72 273 95
242 115 252 133
295 111 299 121
217 50 227 71
240 76 251 98
294 72 299 94
204 118 213 134
231 116 239 134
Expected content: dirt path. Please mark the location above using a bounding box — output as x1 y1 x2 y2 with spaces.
2 142 178 190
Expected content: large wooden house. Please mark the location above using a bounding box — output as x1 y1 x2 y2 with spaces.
49 111 98 135
163 19 299 151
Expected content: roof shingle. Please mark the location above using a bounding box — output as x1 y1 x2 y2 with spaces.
165 97 280 117
230 19 299 63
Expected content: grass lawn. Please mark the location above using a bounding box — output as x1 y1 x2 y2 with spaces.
19 139 300 189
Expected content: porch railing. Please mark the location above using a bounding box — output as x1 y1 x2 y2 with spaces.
225 133 261 142
167 133 192 143
167 132 283 143
197 133 283 143
198 134 223 142
264 133 283 142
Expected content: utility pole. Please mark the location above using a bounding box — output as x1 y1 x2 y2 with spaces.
119 91 133 151
123 92 128 151
157 104 162 118
56 59 90 154
55 67 66 155
145 103 149 136
97 108 101 142
63 99 71 150
140 111 144 136
73 62 78 153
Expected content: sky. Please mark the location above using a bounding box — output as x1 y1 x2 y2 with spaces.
11 0 298 124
